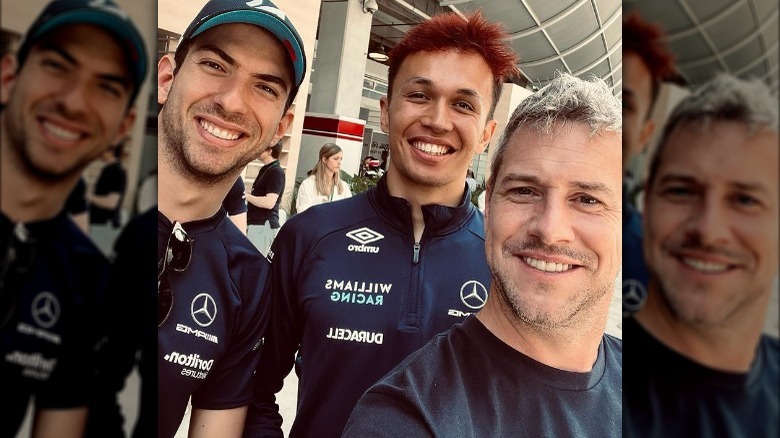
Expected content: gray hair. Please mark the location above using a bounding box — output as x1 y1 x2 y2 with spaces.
488 73 621 190
647 73 778 187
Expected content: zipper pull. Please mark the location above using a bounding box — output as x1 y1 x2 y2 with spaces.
413 241 420 264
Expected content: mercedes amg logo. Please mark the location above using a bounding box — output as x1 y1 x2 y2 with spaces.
460 280 488 310
191 293 217 327
32 292 60 329
622 279 648 317
346 227 385 245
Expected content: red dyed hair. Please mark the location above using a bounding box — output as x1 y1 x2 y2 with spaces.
623 12 677 110
387 11 519 119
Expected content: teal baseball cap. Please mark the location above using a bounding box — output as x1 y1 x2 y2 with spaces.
16 0 148 104
178 0 306 89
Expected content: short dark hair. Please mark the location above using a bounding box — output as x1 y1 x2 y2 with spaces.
269 140 283 159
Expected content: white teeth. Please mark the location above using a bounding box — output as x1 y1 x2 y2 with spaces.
524 257 572 273
43 121 81 141
200 119 240 140
413 142 449 156
682 257 728 273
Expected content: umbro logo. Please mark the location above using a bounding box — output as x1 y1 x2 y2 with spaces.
346 227 383 254
346 227 384 245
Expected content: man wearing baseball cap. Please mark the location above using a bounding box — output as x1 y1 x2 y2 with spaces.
0 0 148 436
156 0 305 436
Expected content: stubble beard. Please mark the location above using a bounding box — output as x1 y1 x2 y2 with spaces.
489 240 611 330
158 87 266 188
2 99 94 183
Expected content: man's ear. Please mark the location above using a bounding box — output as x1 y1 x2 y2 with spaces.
158 54 176 105
483 184 492 227
112 107 137 146
270 110 294 147
1 54 18 106
379 96 389 133
478 119 497 154
639 119 655 154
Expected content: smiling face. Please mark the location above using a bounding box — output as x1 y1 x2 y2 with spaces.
643 121 779 326
1 24 135 181
158 23 294 185
484 122 622 328
380 50 496 198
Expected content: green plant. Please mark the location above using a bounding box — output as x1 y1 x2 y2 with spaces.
348 174 380 195
471 180 486 208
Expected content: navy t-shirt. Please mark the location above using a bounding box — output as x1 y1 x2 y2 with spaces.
157 209 271 438
1 211 108 437
65 177 89 216
344 316 623 437
223 176 248 216
90 162 126 225
623 317 780 437
247 160 284 227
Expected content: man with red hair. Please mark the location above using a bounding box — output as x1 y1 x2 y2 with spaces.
244 11 517 437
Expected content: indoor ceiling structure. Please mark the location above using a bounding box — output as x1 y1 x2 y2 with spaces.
625 0 778 95
366 0 622 95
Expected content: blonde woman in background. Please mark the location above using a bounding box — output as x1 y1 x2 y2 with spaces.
296 143 352 213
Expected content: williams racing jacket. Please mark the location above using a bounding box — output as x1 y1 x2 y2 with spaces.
244 176 492 437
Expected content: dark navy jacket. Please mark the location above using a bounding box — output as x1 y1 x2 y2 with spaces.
623 187 649 316
244 176 492 437
157 209 271 438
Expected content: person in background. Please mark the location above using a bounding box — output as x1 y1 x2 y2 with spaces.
622 12 677 316
344 73 623 437
88 141 127 254
155 0 305 436
0 0 147 436
465 168 477 194
295 142 351 213
223 175 248 234
244 11 517 437
246 140 285 257
66 176 90 234
623 74 779 437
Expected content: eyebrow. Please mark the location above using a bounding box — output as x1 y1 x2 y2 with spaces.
501 172 616 197
195 43 290 91
659 173 771 194
404 76 483 102
38 43 131 91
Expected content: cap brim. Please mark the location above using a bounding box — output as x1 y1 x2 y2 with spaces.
31 10 147 93
191 10 305 88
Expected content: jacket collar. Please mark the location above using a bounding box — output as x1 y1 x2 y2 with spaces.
368 175 478 237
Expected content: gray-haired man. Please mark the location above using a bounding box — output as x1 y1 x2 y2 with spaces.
624 74 779 437
343 73 623 437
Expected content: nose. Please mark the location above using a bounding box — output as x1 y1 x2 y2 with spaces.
420 99 453 133
57 78 91 117
684 195 730 246
527 197 575 245
213 82 249 116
